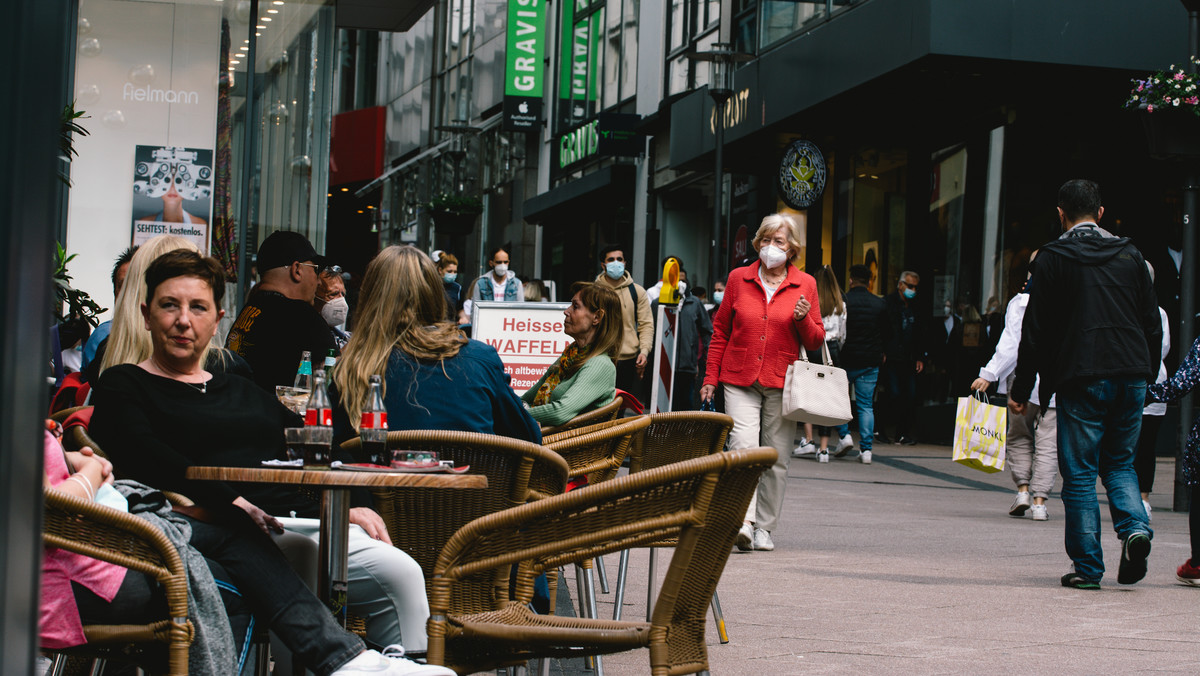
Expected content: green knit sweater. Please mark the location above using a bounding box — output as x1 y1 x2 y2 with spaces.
521 353 617 426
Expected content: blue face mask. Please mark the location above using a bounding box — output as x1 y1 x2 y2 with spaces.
605 261 625 280
443 273 457 284
903 288 916 300
712 291 724 304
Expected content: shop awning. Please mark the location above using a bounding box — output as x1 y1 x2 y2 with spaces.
523 164 635 224
337 0 434 32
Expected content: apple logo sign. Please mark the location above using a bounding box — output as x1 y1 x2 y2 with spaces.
518 101 529 114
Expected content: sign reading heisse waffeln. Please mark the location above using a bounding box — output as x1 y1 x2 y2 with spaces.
472 302 570 394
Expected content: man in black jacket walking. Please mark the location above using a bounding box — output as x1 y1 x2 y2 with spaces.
1011 179 1160 590
841 264 892 463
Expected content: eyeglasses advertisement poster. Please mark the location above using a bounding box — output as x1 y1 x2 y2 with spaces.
131 145 213 253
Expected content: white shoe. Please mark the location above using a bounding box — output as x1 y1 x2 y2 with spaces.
834 434 855 457
1144 499 1153 522
1009 491 1031 517
792 439 817 457
1030 504 1048 521
736 523 754 551
817 449 830 463
752 528 774 551
332 647 455 675
859 450 872 464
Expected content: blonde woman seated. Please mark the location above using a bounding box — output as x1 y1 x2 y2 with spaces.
521 282 620 426
330 246 540 443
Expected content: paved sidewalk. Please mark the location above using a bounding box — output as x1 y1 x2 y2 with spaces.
542 443 1199 675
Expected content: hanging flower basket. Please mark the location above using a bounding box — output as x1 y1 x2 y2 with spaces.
427 193 482 236
1125 61 1200 159
431 209 478 236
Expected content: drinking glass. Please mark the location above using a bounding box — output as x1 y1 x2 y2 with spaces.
300 426 333 470
276 386 311 415
360 428 389 466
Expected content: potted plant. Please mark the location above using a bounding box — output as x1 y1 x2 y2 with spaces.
427 193 483 236
1125 59 1200 159
53 242 107 351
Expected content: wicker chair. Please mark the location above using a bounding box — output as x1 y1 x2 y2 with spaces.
42 489 193 675
340 430 570 581
613 412 734 637
424 446 777 675
538 395 623 436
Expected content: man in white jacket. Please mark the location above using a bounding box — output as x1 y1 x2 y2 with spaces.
971 259 1058 521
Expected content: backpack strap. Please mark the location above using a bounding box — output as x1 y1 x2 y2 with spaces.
628 285 639 327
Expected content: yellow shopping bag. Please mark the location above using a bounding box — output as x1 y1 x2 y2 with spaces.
953 392 1007 473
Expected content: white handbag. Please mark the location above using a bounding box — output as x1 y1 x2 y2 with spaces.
781 342 852 426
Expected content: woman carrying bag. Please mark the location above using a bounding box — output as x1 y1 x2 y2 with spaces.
700 213 825 552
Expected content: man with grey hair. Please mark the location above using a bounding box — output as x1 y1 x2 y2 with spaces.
880 270 927 446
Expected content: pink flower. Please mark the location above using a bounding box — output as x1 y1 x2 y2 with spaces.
1165 96 1172 103
1138 83 1145 91
1148 104 1155 112
1177 72 1188 81
1188 96 1199 105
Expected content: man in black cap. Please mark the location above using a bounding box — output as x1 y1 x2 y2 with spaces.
226 230 336 391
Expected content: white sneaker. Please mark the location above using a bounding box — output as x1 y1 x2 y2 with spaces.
1144 499 1153 522
1030 504 1048 521
332 647 455 676
817 449 830 463
834 434 855 457
859 450 872 464
736 523 754 551
1009 491 1031 517
792 439 817 457
752 528 774 551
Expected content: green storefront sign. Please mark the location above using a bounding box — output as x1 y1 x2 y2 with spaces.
503 0 546 132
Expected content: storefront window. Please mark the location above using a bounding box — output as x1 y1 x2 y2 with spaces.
66 0 335 310
847 150 907 297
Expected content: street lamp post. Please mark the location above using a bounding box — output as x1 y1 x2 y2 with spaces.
1178 0 1200 512
688 44 751 289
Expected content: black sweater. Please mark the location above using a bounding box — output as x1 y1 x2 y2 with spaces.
841 286 890 369
1012 224 1161 405
91 364 364 522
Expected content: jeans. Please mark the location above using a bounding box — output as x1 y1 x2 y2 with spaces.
1056 377 1152 581
189 515 364 676
846 367 880 452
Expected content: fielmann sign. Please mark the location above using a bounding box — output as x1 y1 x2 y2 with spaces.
502 0 546 132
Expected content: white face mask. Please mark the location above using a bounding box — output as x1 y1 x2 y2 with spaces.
493 263 509 276
759 244 788 269
677 281 687 295
321 296 349 327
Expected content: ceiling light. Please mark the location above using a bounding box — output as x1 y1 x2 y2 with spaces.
341 187 349 192
366 205 375 209
261 16 272 21
267 8 279 13
357 210 364 214
256 24 266 28
255 32 261 36
240 46 248 51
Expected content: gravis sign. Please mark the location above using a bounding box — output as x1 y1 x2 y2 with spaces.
502 0 546 132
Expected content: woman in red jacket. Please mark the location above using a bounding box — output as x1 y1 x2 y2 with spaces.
700 213 825 552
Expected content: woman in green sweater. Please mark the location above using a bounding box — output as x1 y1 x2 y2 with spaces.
522 281 621 425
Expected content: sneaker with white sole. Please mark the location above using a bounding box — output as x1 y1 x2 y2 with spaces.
792 439 817 457
859 450 872 464
752 528 774 551
736 523 754 551
834 434 855 457
332 646 455 675
817 449 829 463
1030 504 1048 521
1009 491 1031 517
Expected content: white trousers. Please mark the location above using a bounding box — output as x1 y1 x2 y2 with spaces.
724 382 796 532
272 517 430 650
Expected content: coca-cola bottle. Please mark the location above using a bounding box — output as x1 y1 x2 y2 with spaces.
360 375 388 465
305 369 333 427
293 350 313 390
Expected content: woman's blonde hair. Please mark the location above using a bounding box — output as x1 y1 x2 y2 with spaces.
568 281 623 361
99 235 210 374
816 265 844 316
751 213 803 266
333 245 468 430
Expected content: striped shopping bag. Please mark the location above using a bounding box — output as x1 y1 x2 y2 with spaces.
952 392 1007 473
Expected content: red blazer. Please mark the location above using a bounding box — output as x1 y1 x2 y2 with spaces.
704 261 825 389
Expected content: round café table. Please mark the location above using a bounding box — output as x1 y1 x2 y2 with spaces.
185 465 488 625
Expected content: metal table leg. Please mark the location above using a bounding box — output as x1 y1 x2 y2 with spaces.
319 487 351 626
